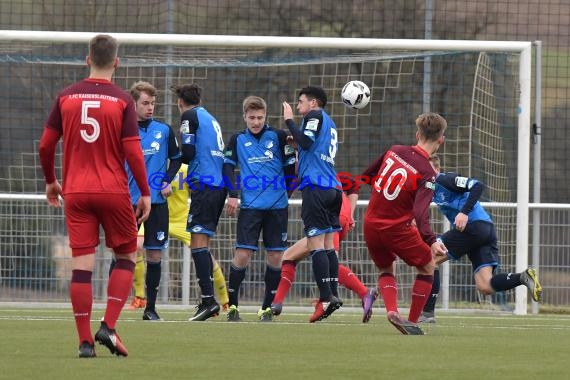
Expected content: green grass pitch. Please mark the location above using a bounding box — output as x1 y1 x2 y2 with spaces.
0 307 568 380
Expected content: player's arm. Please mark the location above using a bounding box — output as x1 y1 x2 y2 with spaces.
155 126 181 198
165 125 183 182
39 127 63 207
358 152 386 191
122 100 150 223
340 174 359 229
160 126 183 198
222 134 239 216
277 129 297 195
437 172 485 231
345 177 359 226
179 109 198 164
282 103 317 150
413 179 437 246
39 98 64 207
437 173 485 215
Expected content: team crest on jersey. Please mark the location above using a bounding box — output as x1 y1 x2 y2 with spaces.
455 176 469 188
265 141 274 149
180 120 190 134
182 134 194 145
154 130 162 139
156 231 165 241
305 119 319 131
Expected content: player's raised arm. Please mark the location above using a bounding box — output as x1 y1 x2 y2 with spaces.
282 101 314 151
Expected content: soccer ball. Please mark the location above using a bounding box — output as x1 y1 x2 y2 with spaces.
341 80 371 109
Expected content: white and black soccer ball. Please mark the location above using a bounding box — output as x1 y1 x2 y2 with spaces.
341 80 371 109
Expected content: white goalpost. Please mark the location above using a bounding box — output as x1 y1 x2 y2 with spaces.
0 30 532 314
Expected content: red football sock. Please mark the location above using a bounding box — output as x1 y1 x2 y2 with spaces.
378 273 398 313
272 260 297 304
103 259 135 329
338 264 368 299
408 274 434 323
70 270 93 344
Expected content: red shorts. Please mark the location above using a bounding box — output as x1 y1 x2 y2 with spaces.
64 193 138 256
334 192 353 251
363 217 432 269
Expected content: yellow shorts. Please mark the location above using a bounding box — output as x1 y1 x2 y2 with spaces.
169 222 191 246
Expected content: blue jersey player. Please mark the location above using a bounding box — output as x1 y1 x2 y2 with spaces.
281 86 343 322
173 83 228 321
222 96 296 322
124 81 182 322
420 155 543 323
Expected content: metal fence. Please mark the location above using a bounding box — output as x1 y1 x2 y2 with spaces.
1 194 567 313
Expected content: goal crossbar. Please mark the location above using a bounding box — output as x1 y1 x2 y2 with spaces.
0 30 531 52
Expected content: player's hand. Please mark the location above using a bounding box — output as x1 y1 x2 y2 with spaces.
136 195 151 224
430 240 448 257
286 135 298 150
454 213 468 232
348 218 356 232
226 197 239 217
282 101 293 121
45 181 63 208
161 183 173 198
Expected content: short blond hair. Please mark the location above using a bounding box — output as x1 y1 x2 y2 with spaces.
416 112 447 141
242 96 267 114
130 81 157 101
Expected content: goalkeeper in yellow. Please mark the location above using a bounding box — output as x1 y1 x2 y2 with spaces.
129 163 230 311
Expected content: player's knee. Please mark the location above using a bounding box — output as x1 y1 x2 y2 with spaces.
145 249 162 263
233 249 252 267
477 284 494 295
266 250 283 267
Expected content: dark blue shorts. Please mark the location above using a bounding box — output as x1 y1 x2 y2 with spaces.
187 186 228 236
300 187 342 237
235 208 288 251
441 221 499 273
135 202 169 250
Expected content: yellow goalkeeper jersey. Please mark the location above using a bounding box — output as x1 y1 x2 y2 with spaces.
168 164 190 225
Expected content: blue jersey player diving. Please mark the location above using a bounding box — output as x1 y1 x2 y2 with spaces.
172 83 228 321
420 155 543 323
281 86 343 322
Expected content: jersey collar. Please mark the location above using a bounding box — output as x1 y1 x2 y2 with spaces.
84 78 112 85
412 145 430 159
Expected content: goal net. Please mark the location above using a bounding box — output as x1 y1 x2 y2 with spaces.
0 32 532 314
